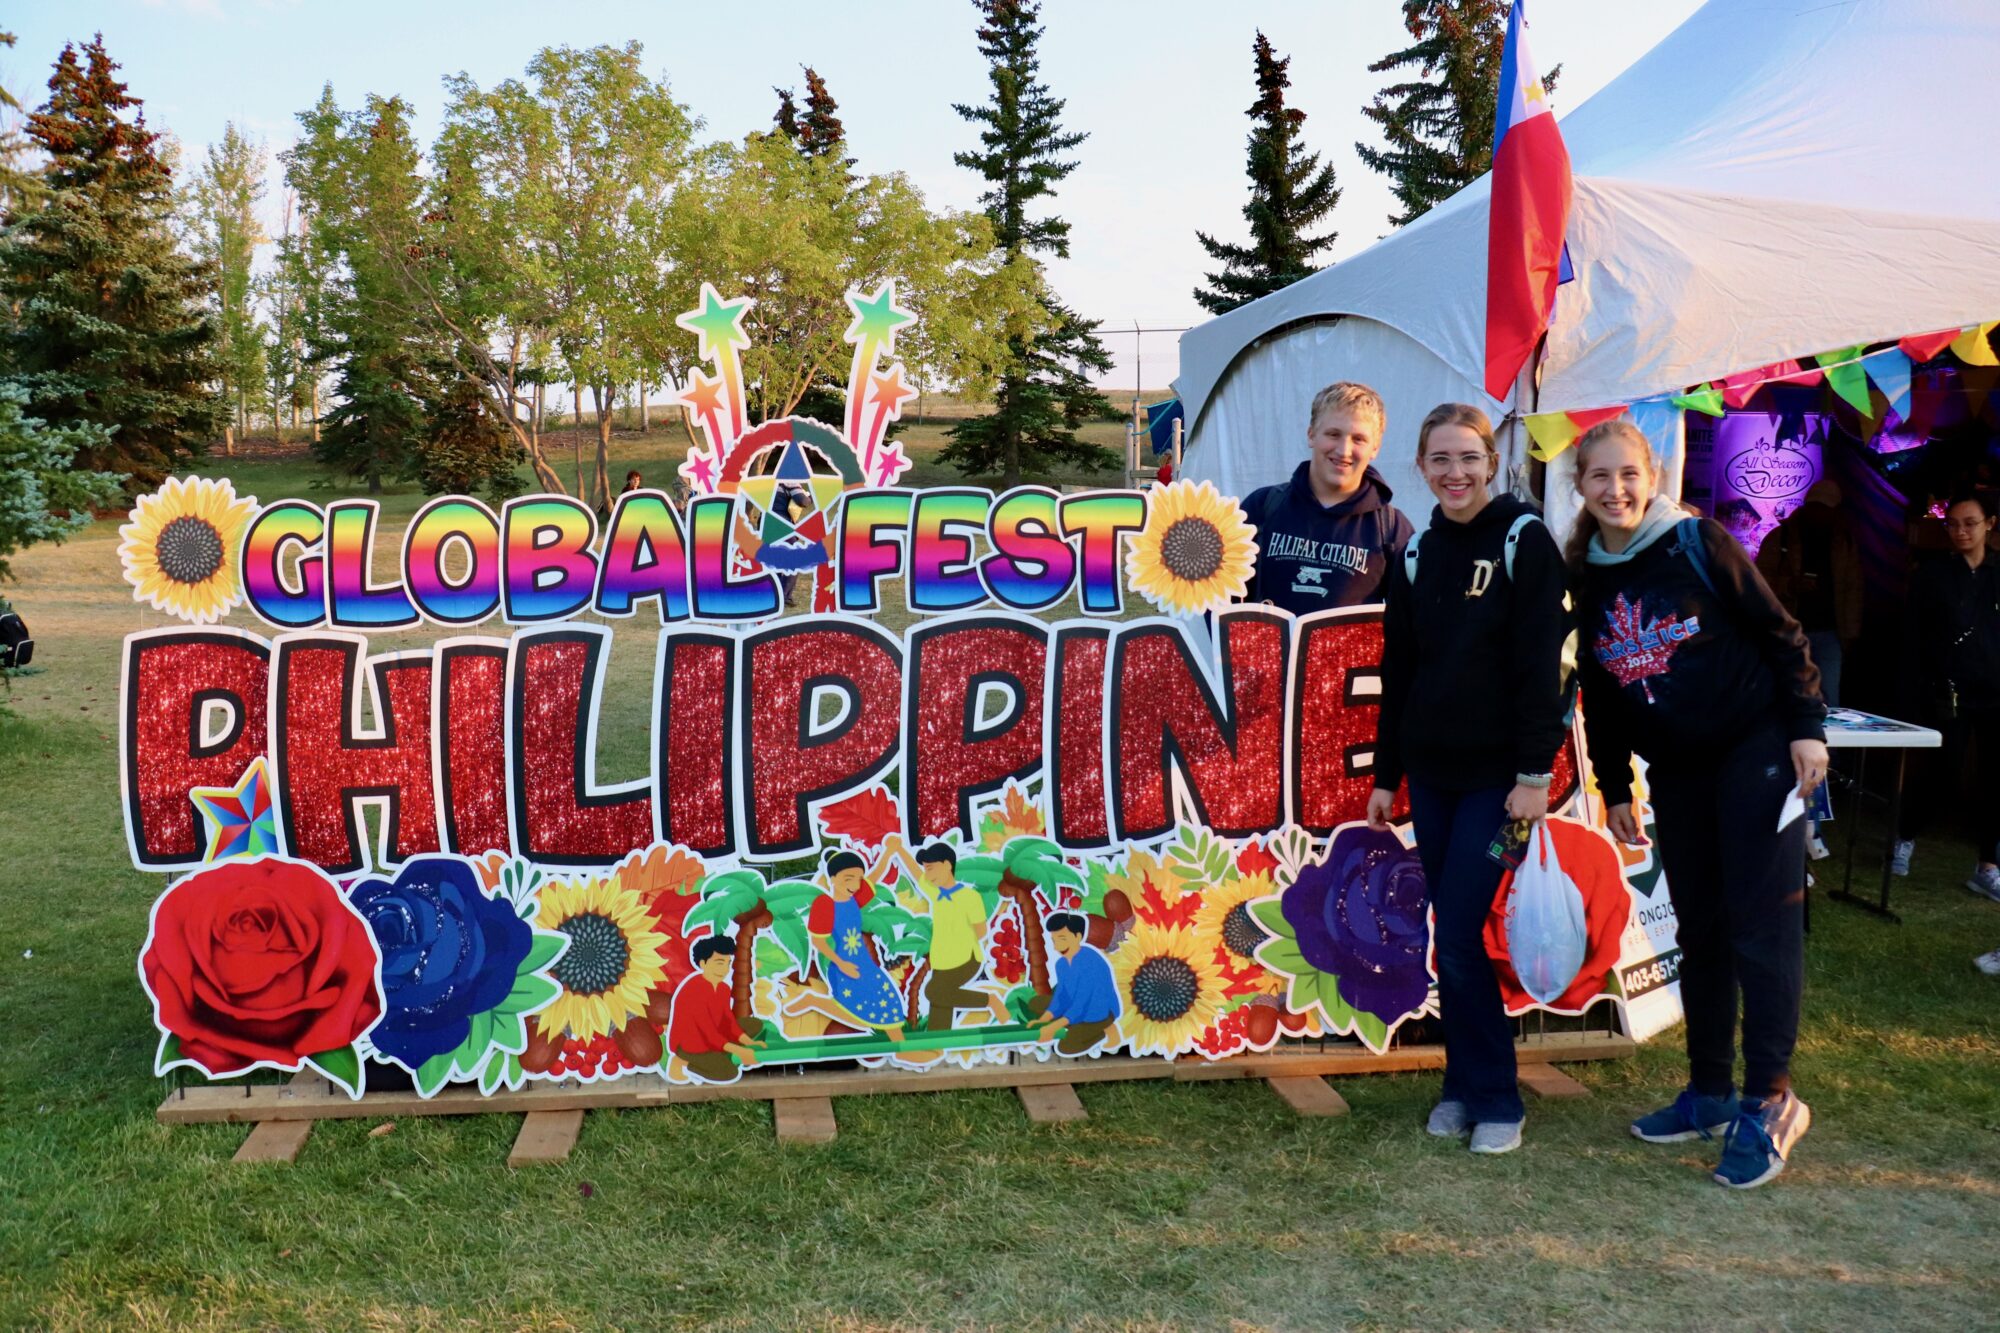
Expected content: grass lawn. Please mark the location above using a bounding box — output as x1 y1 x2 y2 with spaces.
1 431 1996 1330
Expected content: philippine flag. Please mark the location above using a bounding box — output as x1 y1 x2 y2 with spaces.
1483 0 1572 402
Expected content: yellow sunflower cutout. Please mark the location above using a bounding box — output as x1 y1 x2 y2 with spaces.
118 476 257 624
1125 480 1257 615
1110 921 1227 1057
1192 871 1282 996
534 875 671 1042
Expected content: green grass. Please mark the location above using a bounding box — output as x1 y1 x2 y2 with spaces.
1 438 1997 1330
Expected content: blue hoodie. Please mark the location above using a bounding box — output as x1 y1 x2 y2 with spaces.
1241 462 1416 613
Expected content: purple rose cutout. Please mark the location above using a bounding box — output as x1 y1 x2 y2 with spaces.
1280 825 1432 1024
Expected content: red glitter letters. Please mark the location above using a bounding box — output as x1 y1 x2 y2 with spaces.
121 629 271 868
904 618 1048 838
1290 609 1398 832
508 627 655 866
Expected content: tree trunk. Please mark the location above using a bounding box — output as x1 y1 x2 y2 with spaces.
638 380 650 433
571 384 584 497
589 379 614 513
311 382 321 443
223 423 235 457
731 903 774 1022
905 959 931 1027
1000 871 1051 996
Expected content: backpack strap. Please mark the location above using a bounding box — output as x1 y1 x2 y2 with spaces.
1402 529 1424 584
1502 512 1540 581
1671 516 1720 599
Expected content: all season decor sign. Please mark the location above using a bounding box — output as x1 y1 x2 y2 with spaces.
117 283 1637 1101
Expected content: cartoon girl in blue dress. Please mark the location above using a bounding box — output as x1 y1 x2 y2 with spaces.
808 850 907 1040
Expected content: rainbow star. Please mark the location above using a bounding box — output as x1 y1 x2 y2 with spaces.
676 284 754 362
843 281 915 350
190 757 281 862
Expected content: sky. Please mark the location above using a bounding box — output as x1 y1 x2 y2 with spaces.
12 0 1705 398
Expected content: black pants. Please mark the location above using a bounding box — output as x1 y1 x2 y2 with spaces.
1647 727 1806 1101
1407 779 1524 1124
1899 706 2000 864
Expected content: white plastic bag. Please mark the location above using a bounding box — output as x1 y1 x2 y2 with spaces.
1505 822 1590 1006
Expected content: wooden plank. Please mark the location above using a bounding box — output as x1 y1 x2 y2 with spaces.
1518 1063 1592 1099
232 1117 314 1163
158 1033 1638 1126
772 1096 838 1144
507 1109 584 1167
1265 1076 1350 1118
1016 1082 1087 1123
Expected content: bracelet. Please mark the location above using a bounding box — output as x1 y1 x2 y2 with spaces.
1514 772 1553 789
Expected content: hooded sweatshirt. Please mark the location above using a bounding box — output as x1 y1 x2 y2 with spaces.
1372 493 1572 794
1573 497 1826 806
1242 462 1416 613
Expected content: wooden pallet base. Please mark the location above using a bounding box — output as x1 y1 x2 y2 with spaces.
165 1032 1631 1165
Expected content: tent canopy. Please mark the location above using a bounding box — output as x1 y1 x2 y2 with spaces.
1178 0 2000 497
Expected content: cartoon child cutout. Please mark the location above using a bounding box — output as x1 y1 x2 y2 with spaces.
883 833 1011 1030
665 935 768 1084
1025 913 1122 1056
807 849 908 1041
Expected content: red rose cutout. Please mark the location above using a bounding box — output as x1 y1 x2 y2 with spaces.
1484 817 1633 1015
141 857 382 1078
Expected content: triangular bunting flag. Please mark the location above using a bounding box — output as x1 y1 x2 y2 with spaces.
1672 387 1726 417
1566 405 1627 433
1525 412 1581 462
1820 346 1873 417
1627 399 1681 457
1861 348 1912 421
1899 329 1958 363
1949 321 2000 367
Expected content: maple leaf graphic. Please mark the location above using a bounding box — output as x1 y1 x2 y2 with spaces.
1597 593 1686 703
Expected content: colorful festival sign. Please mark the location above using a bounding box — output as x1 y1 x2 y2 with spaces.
117 284 1665 1099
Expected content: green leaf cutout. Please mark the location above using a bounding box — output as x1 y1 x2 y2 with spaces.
415 1049 456 1097
306 1044 363 1097
1248 897 1293 940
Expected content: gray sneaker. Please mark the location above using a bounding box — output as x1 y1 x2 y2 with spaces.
1973 948 2000 976
1469 1119 1524 1155
1966 865 2000 902
1890 840 1914 876
1426 1100 1471 1137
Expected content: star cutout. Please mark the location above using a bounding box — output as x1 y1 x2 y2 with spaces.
678 368 728 421
868 364 917 421
844 281 914 351
677 284 754 362
868 441 912 487
190 757 281 862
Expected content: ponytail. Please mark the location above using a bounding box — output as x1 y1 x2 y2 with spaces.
1563 419 1670 574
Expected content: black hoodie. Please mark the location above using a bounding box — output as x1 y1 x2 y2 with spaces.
1243 462 1416 613
1573 517 1826 807
1373 494 1572 794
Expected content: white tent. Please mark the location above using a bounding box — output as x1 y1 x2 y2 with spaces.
1177 0 2000 512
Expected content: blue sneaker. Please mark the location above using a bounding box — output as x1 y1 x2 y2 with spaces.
1630 1086 1739 1143
1714 1091 1811 1190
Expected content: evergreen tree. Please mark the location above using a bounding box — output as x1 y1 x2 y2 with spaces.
945 0 1113 487
413 372 522 500
290 92 431 493
771 86 801 141
0 36 223 491
1194 32 1341 315
188 122 268 444
798 68 851 166
0 387 124 583
1357 0 1557 226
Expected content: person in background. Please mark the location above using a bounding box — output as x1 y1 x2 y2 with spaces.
1756 480 1861 707
1242 381 1415 612
622 469 645 495
1566 420 1827 1190
1894 491 2000 920
1367 403 1570 1158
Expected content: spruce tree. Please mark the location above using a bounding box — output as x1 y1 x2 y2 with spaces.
1194 31 1341 315
945 0 1113 487
414 372 522 500
0 36 223 491
771 86 801 141
1357 0 1558 227
798 68 850 166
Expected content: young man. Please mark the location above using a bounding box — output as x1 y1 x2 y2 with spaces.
1026 913 1121 1057
885 834 1010 1030
666 936 768 1084
1243 380 1416 611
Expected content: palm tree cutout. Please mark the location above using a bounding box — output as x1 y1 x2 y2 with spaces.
684 871 819 1022
959 836 1085 999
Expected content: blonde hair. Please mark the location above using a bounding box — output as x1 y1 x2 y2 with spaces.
1564 418 1671 570
1415 402 1498 480
1307 381 1386 439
